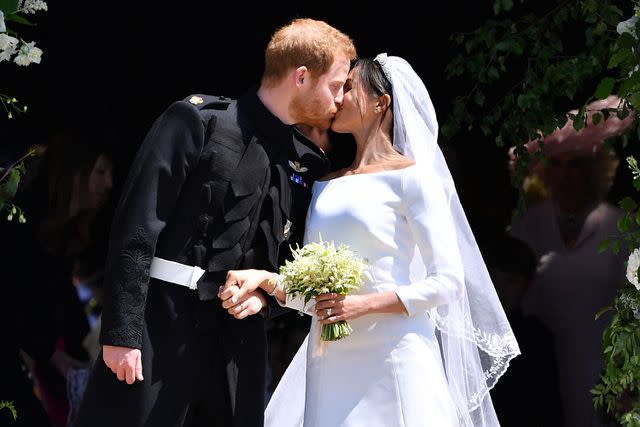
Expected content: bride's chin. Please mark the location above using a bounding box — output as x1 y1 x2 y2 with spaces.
330 121 347 134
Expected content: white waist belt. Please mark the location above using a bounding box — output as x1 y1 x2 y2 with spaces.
149 257 205 290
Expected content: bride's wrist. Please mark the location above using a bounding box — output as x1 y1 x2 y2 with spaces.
264 273 283 297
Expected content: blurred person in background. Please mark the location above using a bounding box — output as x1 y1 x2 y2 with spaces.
0 124 116 427
508 95 631 427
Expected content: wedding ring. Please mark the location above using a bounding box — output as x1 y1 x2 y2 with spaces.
327 308 332 317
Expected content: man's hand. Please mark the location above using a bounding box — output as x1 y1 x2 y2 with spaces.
219 285 267 319
102 345 143 384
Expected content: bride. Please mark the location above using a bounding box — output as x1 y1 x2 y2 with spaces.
220 54 520 426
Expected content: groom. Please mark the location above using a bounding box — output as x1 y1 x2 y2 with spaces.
75 18 356 427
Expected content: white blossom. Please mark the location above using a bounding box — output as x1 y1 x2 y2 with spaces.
13 53 29 66
0 34 18 63
13 41 42 66
0 44 16 62
626 248 640 290
27 44 42 63
18 0 48 14
0 33 18 51
617 15 639 39
0 10 6 33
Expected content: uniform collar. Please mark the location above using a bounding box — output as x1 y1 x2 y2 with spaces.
237 88 293 144
237 88 329 175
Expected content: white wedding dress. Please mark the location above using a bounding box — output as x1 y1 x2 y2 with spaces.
266 165 465 427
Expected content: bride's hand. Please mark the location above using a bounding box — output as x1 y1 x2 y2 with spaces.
315 293 369 324
220 286 268 319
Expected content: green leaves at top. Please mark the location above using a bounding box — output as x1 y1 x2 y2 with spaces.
493 0 514 15
0 0 19 14
595 77 616 100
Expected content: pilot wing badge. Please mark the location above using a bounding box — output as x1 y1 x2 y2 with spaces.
288 160 308 188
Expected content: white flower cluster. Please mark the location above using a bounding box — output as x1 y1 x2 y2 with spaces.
0 2 45 66
18 0 48 14
280 239 367 302
0 33 41 65
626 248 640 291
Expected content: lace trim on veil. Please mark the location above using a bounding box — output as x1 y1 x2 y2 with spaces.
376 53 521 426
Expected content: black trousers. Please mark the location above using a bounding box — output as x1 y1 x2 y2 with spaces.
74 281 236 427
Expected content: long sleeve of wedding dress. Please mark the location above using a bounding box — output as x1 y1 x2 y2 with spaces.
394 166 464 316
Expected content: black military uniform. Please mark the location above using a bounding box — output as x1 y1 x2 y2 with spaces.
75 90 329 427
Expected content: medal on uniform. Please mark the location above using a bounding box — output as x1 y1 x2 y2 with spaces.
288 160 308 188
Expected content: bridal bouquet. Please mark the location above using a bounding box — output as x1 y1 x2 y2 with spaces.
279 239 366 341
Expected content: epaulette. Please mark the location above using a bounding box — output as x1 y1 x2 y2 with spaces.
183 94 232 111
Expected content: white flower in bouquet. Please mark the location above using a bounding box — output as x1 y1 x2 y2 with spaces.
279 239 367 341
626 248 640 290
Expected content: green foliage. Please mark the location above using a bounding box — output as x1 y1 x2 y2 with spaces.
0 400 17 421
444 0 638 212
592 283 640 426
586 160 640 425
0 0 19 13
445 1 640 423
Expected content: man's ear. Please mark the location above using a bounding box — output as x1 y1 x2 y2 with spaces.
377 93 391 112
294 66 308 88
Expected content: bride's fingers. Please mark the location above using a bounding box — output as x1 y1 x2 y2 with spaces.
315 307 333 318
315 293 339 302
219 285 239 302
315 299 338 311
318 313 343 324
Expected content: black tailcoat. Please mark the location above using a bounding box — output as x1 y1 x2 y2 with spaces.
75 91 328 427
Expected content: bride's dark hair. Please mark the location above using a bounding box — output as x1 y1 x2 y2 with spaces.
350 58 394 138
352 58 392 98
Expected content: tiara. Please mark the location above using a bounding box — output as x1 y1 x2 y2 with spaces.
373 53 392 81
